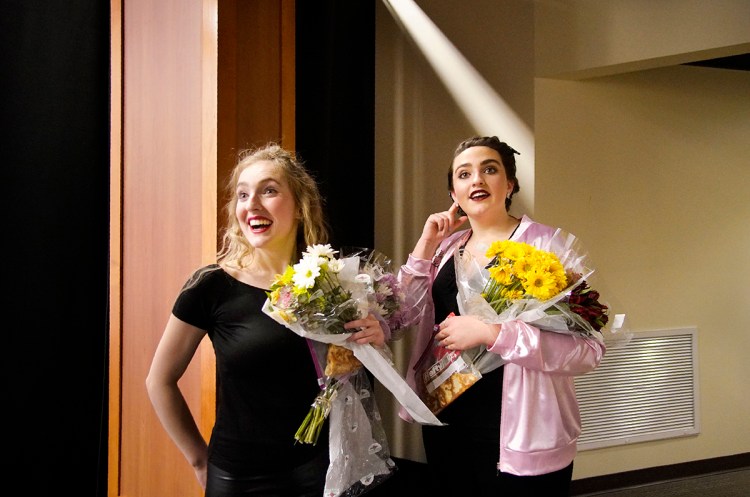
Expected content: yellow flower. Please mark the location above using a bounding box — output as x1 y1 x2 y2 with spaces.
278 265 295 285
481 240 567 313
278 309 296 324
486 239 530 261
523 267 559 301
503 287 524 300
293 286 309 297
488 264 513 285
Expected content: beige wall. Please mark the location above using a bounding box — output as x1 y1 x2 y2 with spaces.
535 0 750 79
536 65 750 478
375 0 750 479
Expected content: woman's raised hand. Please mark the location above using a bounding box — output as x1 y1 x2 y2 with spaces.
413 202 467 259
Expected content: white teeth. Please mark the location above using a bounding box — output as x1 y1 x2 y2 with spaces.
249 219 271 228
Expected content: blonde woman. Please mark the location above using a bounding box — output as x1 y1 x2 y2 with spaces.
146 144 385 496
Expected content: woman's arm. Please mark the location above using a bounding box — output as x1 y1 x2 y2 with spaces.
435 315 605 375
490 319 605 375
145 314 209 489
411 202 466 260
398 203 468 329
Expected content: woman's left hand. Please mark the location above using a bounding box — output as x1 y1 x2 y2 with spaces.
345 313 386 347
434 314 500 350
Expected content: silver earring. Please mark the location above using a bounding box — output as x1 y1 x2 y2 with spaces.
506 193 511 199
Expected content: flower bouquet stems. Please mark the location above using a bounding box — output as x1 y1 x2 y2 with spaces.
295 343 363 445
295 377 340 445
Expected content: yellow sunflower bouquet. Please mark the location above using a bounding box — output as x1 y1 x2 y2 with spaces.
458 236 609 338
416 237 608 415
477 238 610 337
453 229 615 376
481 239 570 312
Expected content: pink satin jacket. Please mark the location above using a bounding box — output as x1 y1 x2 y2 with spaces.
398 215 606 476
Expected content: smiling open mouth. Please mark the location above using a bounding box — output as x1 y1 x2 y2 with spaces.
249 219 272 231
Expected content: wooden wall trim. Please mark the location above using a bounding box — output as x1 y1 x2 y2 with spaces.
108 0 123 495
116 0 216 495
200 0 219 440
110 1 293 495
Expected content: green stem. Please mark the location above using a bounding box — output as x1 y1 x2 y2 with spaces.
293 379 339 445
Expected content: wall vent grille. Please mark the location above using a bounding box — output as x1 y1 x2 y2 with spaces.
576 328 699 450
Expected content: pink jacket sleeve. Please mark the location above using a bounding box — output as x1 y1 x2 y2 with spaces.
488 320 605 376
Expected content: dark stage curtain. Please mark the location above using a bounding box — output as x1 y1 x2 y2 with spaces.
295 1 376 251
1 1 111 496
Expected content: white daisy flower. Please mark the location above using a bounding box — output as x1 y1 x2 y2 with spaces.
292 258 321 289
327 258 345 273
375 281 393 297
304 243 336 259
373 302 387 316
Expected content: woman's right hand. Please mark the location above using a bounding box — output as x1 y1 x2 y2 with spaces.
413 202 467 259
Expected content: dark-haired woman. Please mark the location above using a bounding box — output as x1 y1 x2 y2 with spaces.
398 136 606 497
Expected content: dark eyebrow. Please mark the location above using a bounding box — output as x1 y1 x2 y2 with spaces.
455 158 501 170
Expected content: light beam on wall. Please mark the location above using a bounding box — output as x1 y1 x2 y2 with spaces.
382 0 535 213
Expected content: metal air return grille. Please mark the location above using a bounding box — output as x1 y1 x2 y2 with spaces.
576 327 699 450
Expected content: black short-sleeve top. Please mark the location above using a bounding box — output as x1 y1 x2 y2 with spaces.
172 265 327 474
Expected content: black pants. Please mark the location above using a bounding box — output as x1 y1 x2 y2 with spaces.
419 452 573 497
495 462 574 497
205 451 328 497
421 366 573 496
